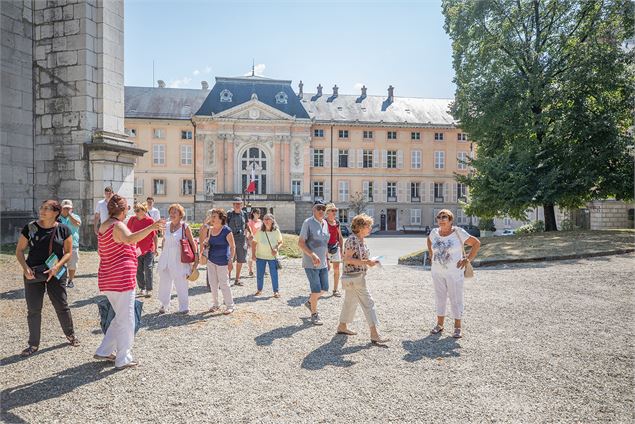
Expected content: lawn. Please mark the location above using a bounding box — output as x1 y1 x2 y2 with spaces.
398 229 635 266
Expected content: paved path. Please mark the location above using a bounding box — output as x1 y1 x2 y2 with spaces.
365 233 425 265
1 252 633 423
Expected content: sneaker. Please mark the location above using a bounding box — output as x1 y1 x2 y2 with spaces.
332 290 341 297
248 271 254 277
234 280 244 287
66 280 74 289
158 307 166 314
224 307 235 315
140 289 147 297
304 300 312 311
311 313 323 326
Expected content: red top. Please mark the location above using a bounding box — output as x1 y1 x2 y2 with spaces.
127 215 156 255
327 220 340 245
98 224 137 292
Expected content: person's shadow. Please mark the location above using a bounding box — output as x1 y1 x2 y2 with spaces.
0 288 25 301
140 311 211 332
301 335 372 370
254 318 312 346
1 361 118 423
286 295 307 308
70 295 105 309
401 334 461 362
0 343 69 367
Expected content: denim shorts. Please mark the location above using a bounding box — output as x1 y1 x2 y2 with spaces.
305 267 329 294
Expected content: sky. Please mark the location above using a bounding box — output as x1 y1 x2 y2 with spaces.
124 0 456 99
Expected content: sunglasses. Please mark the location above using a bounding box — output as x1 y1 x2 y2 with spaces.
315 206 326 211
39 205 55 211
436 215 450 220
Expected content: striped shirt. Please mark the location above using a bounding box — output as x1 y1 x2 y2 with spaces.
98 223 137 292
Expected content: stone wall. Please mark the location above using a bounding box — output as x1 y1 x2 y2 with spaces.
295 201 313 234
588 200 635 230
1 0 35 243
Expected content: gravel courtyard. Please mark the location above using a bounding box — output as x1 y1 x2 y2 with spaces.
1 252 633 423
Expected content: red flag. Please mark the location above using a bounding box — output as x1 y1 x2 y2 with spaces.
246 180 256 193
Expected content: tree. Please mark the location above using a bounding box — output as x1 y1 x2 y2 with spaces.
349 192 369 216
442 0 634 231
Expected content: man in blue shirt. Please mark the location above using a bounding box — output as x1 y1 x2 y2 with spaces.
59 199 81 288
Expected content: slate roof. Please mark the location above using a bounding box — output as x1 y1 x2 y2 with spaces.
301 93 456 126
194 76 310 119
124 86 210 120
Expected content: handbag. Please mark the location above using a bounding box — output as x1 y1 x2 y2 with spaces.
27 223 58 283
180 224 196 263
458 230 474 279
98 297 143 334
263 231 282 270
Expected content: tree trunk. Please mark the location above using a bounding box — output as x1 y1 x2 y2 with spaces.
543 203 558 231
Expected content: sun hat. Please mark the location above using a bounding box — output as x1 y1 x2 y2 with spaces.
325 203 338 212
187 268 200 282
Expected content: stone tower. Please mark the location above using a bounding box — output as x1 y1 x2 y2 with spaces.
1 0 143 246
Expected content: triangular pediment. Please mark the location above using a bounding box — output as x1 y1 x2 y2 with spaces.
213 98 294 120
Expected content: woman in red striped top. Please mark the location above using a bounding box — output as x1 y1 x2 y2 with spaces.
94 195 164 369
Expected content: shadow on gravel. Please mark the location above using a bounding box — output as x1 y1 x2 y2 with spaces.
70 295 105 309
301 335 372 370
188 284 210 297
1 361 117 423
402 335 461 362
0 288 25 300
234 294 271 305
255 318 312 346
0 343 68 367
286 295 308 308
74 272 98 279
140 311 210 331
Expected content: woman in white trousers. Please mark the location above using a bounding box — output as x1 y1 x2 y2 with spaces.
157 204 198 314
427 209 480 338
336 213 389 345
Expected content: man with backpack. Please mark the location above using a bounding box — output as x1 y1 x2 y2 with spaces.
227 197 252 286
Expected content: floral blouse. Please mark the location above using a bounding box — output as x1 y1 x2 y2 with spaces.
343 233 370 274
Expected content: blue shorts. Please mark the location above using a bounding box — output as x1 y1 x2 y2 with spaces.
305 267 329 294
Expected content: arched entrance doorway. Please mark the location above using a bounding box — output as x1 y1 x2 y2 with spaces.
241 147 267 194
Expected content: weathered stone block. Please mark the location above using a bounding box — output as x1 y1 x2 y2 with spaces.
41 114 52 128
57 50 77 66
64 19 80 35
62 4 74 20
52 113 64 127
52 36 66 51
53 21 64 37
63 112 79 127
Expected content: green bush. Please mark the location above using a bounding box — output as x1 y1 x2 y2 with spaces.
516 220 545 235
189 223 202 238
478 218 496 232
560 219 578 231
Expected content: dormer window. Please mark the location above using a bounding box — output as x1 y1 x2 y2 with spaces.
220 89 233 102
275 91 288 104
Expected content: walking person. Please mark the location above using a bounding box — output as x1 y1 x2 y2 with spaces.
94 195 164 368
58 199 81 288
427 209 481 338
227 197 251 286
247 209 262 277
325 203 345 297
206 208 236 314
16 200 80 357
157 204 198 314
253 214 283 298
145 197 161 221
298 200 330 325
127 203 157 298
336 214 389 344
93 186 114 235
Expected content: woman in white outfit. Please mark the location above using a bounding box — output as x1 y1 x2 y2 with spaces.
158 204 198 314
426 209 480 338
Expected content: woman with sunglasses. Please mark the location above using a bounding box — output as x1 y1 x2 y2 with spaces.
16 200 79 357
426 209 480 338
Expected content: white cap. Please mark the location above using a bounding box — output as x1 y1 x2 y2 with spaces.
60 199 73 208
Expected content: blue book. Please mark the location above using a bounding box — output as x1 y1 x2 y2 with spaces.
45 253 67 280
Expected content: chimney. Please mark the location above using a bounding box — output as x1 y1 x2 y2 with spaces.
332 84 339 97
317 84 323 97
387 85 394 102
361 85 367 97
201 81 209 90
157 80 166 88
298 80 304 98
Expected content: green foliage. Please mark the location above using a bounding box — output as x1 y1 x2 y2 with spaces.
189 223 202 238
516 220 545 235
478 218 497 232
443 0 635 231
559 219 578 231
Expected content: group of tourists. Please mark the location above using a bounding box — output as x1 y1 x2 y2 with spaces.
15 188 481 369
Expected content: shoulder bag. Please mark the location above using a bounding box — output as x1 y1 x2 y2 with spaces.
29 223 59 283
180 224 196 263
457 228 474 279
263 231 282 269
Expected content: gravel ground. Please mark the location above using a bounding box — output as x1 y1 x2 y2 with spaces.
1 252 633 423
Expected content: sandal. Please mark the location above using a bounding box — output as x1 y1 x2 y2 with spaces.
336 328 357 336
430 325 444 335
371 336 390 345
332 290 342 297
66 335 80 346
273 292 280 298
20 345 39 357
254 290 262 296
452 328 463 339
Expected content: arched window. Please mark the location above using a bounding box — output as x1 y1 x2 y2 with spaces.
241 147 267 194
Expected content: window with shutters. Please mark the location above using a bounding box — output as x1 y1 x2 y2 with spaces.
387 182 397 202
456 209 467 224
457 183 467 200
364 181 374 202
410 182 421 202
363 130 373 140
434 183 444 202
434 151 445 169
434 132 444 141
180 145 193 165
313 182 324 200
181 130 192 140
338 130 349 139
153 179 166 196
411 150 421 169
363 150 373 168
134 178 144 196
314 129 324 138
411 209 422 225
338 149 349 168
411 132 420 141
185 208 194 222
181 179 193 196
457 151 468 170
292 180 302 197
153 128 165 139
338 180 349 202
338 209 349 224
387 131 397 140
457 133 468 142
503 216 512 226
386 150 397 169
313 149 324 167
153 144 165 165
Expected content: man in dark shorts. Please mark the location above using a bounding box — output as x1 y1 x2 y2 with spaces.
227 197 251 286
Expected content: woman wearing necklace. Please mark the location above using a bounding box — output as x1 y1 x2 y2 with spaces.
157 204 198 314
426 209 481 338
206 208 235 314
16 199 79 357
